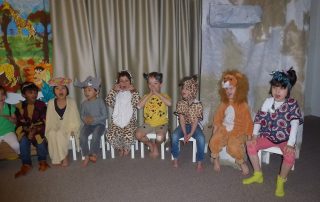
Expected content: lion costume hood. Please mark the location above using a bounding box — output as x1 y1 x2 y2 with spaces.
219 70 249 104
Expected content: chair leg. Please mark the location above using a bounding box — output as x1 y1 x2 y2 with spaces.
110 145 115 159
265 152 270 164
70 136 77 161
101 135 106 160
140 142 144 158
204 143 208 154
131 144 135 159
192 140 197 163
81 149 85 160
161 142 165 160
135 140 139 150
106 142 110 151
258 150 262 167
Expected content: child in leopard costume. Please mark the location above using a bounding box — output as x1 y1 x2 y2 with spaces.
171 75 205 171
106 70 140 157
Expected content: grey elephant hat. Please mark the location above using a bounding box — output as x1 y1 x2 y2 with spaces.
74 76 101 91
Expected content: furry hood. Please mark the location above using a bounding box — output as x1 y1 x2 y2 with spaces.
219 70 249 104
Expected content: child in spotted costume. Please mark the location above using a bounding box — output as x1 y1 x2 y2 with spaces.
106 70 140 157
135 72 172 158
171 75 205 171
243 67 303 198
209 70 253 175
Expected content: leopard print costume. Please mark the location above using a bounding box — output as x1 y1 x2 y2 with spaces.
105 89 140 150
175 76 202 122
175 100 203 124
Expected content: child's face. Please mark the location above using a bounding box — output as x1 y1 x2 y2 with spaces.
54 85 68 100
118 76 131 91
224 86 236 100
272 86 288 102
0 90 6 103
23 90 38 104
84 86 98 101
148 76 161 93
181 85 191 100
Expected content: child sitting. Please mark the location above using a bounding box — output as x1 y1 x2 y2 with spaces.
45 77 81 167
74 76 108 167
243 68 303 197
135 72 172 158
171 75 205 171
209 70 253 175
0 86 19 156
14 82 49 178
106 70 140 157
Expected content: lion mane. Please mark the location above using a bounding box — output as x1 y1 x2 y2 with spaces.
219 69 249 104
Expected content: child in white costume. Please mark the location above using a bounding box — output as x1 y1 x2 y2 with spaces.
106 70 140 157
45 77 81 167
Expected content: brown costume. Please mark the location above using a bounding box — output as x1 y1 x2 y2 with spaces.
209 70 253 164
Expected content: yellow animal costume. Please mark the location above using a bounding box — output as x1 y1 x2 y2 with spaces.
209 70 253 164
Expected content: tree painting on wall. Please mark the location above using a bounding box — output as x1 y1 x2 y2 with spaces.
0 0 52 92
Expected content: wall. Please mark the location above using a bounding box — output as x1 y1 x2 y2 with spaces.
305 0 320 117
200 0 310 155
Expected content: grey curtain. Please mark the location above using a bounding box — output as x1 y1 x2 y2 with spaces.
50 0 202 126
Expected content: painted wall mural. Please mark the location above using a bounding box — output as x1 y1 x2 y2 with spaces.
0 0 52 92
201 0 310 159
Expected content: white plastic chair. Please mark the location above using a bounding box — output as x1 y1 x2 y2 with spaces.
171 117 197 162
257 123 303 171
107 141 137 159
69 135 77 160
81 120 108 160
140 132 168 160
258 147 295 170
171 136 197 163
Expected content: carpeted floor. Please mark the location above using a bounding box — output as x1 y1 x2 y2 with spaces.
0 116 319 202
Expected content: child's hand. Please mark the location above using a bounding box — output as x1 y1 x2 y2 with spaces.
246 136 257 146
8 116 16 123
113 84 121 91
128 84 135 92
84 116 94 124
184 134 192 144
28 127 37 139
1 115 15 123
284 145 295 154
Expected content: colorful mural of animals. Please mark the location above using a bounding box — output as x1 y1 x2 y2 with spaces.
0 0 52 92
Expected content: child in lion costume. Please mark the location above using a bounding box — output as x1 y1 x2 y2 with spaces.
209 70 253 175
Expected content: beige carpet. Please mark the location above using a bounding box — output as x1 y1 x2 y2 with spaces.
0 116 319 202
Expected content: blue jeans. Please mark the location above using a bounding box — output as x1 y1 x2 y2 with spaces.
19 136 48 165
171 124 205 162
80 124 105 156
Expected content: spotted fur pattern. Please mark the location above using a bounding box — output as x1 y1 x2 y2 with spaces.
105 89 140 150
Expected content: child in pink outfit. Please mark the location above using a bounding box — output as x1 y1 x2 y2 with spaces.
243 67 303 198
